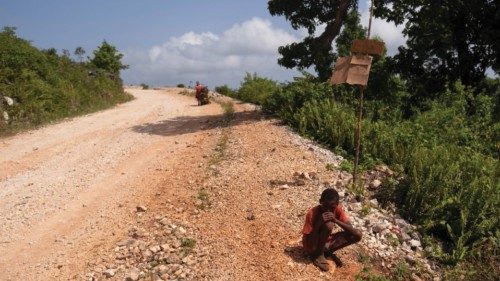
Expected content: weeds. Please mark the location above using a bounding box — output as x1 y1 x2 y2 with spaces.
220 101 235 120
385 234 400 247
180 238 196 256
325 163 335 171
392 262 411 281
196 189 211 210
360 204 372 217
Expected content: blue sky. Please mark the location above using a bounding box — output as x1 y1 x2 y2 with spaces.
1 1 405 88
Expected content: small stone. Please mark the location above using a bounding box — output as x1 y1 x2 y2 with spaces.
150 245 161 253
279 184 289 190
411 273 423 281
125 268 140 281
156 264 168 274
405 254 416 265
369 179 382 190
309 172 319 180
246 208 256 220
160 244 170 251
399 232 412 243
103 269 115 278
410 239 421 250
136 205 147 212
373 223 387 234
300 172 311 180
295 179 306 186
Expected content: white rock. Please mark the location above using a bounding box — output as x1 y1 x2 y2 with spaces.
410 239 421 248
4 96 14 106
149 245 161 253
369 179 382 189
125 268 140 281
103 269 115 278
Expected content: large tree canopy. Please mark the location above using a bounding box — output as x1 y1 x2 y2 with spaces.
374 0 499 96
270 0 498 97
268 0 357 81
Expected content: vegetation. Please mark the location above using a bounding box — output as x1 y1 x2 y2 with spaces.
176 83 185 88
0 27 132 135
180 238 196 256
215 84 237 97
268 0 358 80
140 83 149 90
263 3 499 277
261 77 499 268
89 40 128 75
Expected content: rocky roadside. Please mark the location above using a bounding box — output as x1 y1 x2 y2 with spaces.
83 102 441 281
282 125 442 281
84 210 208 281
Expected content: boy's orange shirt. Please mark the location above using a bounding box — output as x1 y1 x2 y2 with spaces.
302 204 349 235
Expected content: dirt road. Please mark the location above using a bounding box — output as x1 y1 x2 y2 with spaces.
0 88 362 280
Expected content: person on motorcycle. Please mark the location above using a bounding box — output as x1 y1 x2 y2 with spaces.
195 81 203 106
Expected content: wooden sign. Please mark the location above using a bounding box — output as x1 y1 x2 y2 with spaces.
346 55 372 86
351 39 385 56
330 55 373 86
330 56 351 85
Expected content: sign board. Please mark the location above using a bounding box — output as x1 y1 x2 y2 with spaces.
346 55 372 86
330 56 350 85
330 55 373 86
351 39 385 56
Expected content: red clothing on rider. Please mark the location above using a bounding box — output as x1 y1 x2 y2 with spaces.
195 83 203 99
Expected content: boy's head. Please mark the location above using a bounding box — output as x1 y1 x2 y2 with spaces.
319 188 340 210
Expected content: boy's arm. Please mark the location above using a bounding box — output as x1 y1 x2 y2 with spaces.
333 218 363 239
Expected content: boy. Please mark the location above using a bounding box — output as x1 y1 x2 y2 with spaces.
302 188 362 271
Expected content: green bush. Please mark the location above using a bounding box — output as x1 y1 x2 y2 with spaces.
214 84 236 97
0 27 132 135
236 72 280 105
176 83 185 88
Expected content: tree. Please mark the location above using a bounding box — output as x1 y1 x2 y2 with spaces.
62 49 70 58
2 26 17 36
268 0 357 81
74 46 85 63
374 0 499 98
90 40 128 74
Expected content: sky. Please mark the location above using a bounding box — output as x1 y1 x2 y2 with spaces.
0 1 406 88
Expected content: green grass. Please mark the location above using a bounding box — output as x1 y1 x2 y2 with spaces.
196 189 211 210
180 238 196 256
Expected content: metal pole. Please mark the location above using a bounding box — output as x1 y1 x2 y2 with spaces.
353 86 364 189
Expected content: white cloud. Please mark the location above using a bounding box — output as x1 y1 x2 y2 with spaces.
122 17 299 87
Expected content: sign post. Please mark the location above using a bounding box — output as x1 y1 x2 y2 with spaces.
330 0 383 189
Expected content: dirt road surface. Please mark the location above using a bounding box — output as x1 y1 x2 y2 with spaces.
0 88 362 280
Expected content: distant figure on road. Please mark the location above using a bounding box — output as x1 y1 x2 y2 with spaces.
302 188 363 271
195 81 203 106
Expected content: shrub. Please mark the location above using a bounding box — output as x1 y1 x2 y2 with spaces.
215 84 236 97
236 72 279 105
0 27 132 135
176 83 185 88
140 83 149 89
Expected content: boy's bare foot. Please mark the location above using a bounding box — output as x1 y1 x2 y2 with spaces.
313 254 330 271
325 250 344 267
